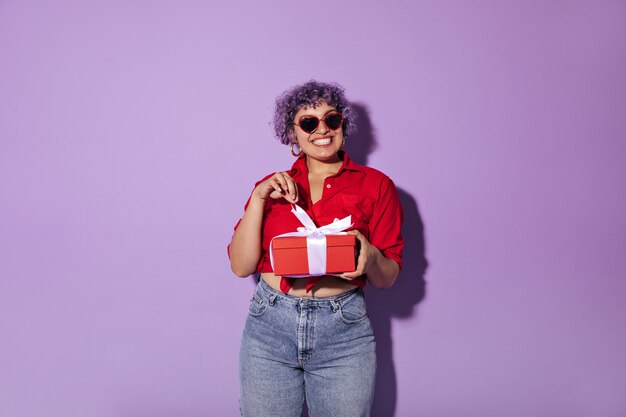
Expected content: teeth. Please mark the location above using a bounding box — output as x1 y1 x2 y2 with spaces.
312 137 332 145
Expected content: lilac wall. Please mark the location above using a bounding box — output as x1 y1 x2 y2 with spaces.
1 1 625 416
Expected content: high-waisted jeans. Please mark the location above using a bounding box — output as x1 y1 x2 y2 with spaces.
239 278 376 417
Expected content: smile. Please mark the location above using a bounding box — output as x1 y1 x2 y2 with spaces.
311 137 332 145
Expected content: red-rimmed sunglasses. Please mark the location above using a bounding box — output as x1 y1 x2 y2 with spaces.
294 112 344 134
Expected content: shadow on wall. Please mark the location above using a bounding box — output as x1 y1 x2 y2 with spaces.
345 103 429 417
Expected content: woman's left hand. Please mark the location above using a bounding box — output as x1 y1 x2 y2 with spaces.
337 230 380 280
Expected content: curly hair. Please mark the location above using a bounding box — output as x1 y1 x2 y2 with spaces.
272 80 358 145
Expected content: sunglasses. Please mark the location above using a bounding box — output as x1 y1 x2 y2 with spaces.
294 112 344 134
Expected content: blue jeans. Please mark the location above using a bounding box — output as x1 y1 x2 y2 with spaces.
239 278 376 417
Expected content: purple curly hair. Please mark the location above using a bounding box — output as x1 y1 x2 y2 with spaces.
272 80 357 145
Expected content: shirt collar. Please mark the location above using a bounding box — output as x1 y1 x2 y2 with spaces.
290 150 365 175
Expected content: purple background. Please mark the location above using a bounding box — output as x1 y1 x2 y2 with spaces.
1 1 625 416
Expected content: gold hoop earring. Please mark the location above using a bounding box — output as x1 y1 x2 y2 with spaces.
290 142 303 157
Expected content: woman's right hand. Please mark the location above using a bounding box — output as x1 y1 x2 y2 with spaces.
253 172 299 204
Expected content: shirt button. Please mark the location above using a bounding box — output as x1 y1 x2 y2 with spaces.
326 184 331 188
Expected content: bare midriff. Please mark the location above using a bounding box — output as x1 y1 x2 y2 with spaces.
260 272 358 298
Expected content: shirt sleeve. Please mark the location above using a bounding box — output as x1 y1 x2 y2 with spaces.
368 176 404 271
226 174 273 267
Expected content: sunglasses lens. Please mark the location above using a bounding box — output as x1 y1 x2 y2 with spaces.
325 113 343 130
299 117 319 133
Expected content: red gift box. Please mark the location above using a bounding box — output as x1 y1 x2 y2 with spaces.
271 234 357 276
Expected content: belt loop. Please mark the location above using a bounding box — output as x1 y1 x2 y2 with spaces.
268 294 277 306
330 300 339 312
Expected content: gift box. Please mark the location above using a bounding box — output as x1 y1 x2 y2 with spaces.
271 234 358 276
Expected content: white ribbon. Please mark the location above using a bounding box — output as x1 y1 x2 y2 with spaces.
269 205 352 277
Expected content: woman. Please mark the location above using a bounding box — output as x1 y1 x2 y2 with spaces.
228 80 404 416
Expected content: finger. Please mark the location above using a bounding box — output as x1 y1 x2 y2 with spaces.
269 178 282 192
284 177 298 201
275 172 298 202
282 173 298 197
283 193 298 204
336 272 356 280
340 267 363 279
274 172 290 192
345 263 365 278
267 174 282 193
346 230 363 240
277 176 298 203
268 179 284 195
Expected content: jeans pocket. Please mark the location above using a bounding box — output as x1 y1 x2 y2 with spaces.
248 292 268 317
338 292 368 324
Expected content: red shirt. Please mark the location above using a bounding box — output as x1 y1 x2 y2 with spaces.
229 151 404 294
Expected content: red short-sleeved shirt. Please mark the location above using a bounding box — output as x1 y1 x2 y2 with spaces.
228 151 404 294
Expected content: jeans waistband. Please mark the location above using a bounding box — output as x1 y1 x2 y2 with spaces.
258 277 361 306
